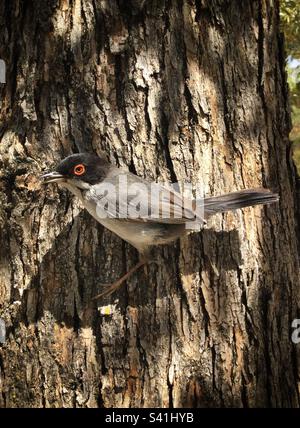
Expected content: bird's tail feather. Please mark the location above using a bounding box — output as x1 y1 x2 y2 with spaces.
203 188 279 218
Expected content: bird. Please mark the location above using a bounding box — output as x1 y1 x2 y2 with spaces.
41 153 279 298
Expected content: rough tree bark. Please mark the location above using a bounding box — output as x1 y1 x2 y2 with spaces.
0 0 299 408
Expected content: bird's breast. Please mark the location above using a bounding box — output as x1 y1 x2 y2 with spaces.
80 193 186 252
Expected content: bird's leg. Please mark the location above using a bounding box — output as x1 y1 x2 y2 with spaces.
92 257 148 300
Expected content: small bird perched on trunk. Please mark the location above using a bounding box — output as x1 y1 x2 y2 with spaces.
41 153 279 298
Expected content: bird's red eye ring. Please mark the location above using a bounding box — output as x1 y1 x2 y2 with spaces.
74 164 86 176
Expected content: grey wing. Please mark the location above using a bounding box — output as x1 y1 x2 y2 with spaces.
85 170 200 224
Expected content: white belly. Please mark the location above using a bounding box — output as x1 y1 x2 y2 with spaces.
63 183 186 253
83 197 159 252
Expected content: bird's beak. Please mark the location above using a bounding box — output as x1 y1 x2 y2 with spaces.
40 171 65 184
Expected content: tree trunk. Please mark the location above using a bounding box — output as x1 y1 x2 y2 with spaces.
0 0 299 408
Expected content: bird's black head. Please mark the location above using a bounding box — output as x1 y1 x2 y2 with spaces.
41 153 110 186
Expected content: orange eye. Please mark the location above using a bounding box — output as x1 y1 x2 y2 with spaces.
73 164 86 176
